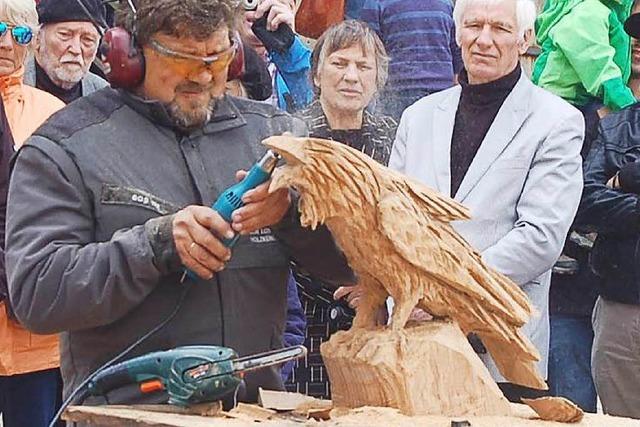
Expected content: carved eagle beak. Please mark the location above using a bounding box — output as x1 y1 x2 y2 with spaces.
262 134 309 166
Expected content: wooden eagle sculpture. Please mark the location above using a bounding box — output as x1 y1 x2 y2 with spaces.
264 135 546 390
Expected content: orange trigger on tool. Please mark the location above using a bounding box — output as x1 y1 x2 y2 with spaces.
140 379 164 393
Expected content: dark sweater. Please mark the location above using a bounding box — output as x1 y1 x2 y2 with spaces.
35 61 82 104
450 66 521 197
0 98 14 310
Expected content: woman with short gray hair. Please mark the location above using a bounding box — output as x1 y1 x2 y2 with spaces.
286 19 396 399
302 19 395 164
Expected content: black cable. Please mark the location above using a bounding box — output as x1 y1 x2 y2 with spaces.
47 282 192 427
216 274 225 346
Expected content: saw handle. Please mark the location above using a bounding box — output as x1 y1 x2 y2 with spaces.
89 362 166 399
88 362 137 396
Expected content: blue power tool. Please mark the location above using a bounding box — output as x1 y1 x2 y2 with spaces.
213 150 280 247
183 150 280 281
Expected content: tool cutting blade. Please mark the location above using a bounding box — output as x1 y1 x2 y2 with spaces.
231 345 306 374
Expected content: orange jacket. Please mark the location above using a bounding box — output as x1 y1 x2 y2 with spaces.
0 66 64 376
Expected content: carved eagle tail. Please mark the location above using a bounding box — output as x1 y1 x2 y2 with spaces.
461 302 546 390
480 332 548 390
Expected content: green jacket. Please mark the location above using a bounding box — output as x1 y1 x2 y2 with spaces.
532 0 635 110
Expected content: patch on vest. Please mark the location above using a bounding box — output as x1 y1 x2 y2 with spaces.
249 227 277 244
100 184 180 216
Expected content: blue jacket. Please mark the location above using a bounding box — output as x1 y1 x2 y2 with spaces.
270 36 313 112
282 272 306 380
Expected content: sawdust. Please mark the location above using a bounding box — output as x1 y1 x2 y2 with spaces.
65 403 639 426
327 405 639 427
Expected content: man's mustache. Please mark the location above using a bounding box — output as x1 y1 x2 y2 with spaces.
176 83 211 93
59 55 84 66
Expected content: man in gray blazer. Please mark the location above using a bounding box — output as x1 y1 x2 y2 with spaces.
24 0 108 104
389 0 584 401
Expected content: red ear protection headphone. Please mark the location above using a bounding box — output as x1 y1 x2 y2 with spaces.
100 27 246 89
73 0 245 88
99 27 143 89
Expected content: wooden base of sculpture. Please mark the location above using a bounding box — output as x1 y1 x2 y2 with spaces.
321 320 512 417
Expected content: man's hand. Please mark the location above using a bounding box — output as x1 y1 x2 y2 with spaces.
173 206 233 280
254 0 295 31
609 161 640 194
597 106 612 119
333 284 364 308
231 170 291 234
606 173 621 189
335 285 388 325
409 307 432 322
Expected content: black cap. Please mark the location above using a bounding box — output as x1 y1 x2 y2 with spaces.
37 0 106 28
625 13 640 39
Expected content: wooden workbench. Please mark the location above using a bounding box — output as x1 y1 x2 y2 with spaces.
64 403 640 427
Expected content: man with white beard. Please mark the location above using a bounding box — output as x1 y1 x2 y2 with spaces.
24 0 107 104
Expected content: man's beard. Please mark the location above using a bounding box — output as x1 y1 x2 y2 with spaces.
166 97 217 129
37 44 88 90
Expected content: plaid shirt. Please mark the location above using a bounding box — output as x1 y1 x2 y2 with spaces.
284 100 396 398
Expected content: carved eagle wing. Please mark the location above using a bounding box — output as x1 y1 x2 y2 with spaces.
377 188 531 325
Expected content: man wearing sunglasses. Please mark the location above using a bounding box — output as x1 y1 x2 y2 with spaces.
24 0 108 104
5 0 352 408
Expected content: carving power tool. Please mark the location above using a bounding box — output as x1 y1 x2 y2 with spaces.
212 149 280 246
84 345 306 406
183 150 280 281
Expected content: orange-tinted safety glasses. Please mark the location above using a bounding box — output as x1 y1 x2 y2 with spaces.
148 39 237 77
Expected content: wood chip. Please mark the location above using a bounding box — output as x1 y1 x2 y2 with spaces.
224 402 276 422
259 388 330 412
522 396 584 423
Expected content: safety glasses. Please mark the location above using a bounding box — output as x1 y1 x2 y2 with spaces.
0 22 32 45
148 39 237 78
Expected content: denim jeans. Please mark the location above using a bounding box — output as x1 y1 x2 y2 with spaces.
547 314 597 412
0 368 61 427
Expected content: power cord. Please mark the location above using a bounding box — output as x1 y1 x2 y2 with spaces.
48 282 192 427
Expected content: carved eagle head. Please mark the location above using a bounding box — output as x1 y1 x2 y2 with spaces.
263 135 383 230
